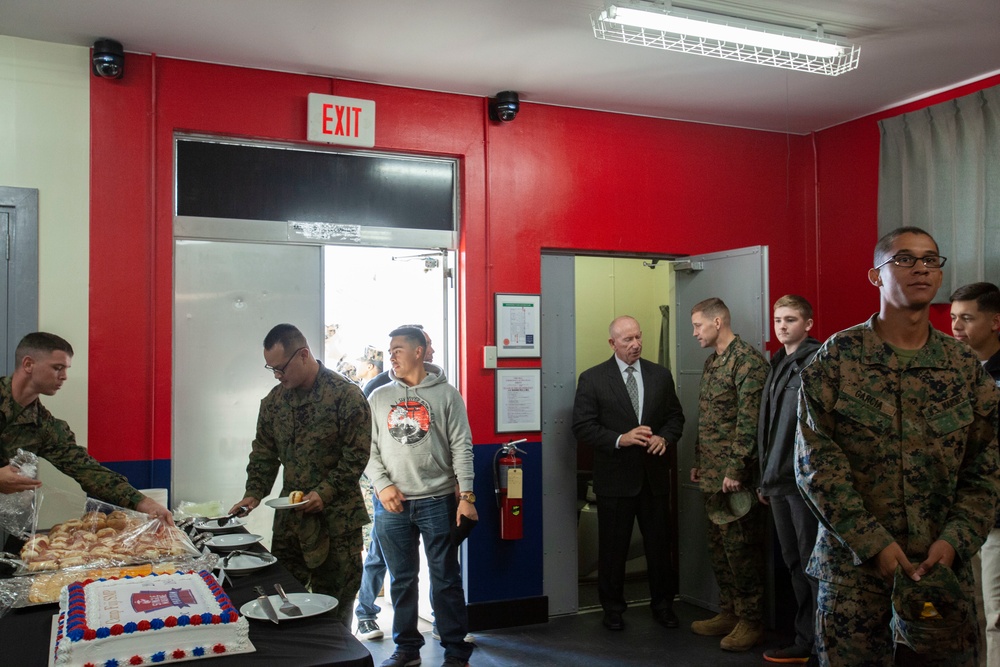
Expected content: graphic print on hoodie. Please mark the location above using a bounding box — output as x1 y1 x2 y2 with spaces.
388 397 431 445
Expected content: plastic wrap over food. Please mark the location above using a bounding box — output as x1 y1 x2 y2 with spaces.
16 497 201 575
0 449 40 540
0 551 220 614
172 499 226 520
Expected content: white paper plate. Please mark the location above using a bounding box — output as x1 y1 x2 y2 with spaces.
240 593 338 621
220 551 277 574
205 533 263 551
264 497 307 510
194 517 247 533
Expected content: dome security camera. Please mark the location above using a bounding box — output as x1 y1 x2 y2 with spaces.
489 91 520 122
92 39 124 79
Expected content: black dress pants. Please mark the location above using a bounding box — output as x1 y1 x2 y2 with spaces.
596 480 675 614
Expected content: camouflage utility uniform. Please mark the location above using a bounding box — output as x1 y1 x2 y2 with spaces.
695 335 769 622
0 375 143 508
243 364 371 625
796 316 1000 667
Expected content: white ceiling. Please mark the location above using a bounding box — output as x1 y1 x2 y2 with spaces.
2 0 998 133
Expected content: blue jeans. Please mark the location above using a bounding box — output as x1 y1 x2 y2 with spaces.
356 496 386 622
375 494 472 662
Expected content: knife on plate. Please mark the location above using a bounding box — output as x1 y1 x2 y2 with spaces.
254 585 280 624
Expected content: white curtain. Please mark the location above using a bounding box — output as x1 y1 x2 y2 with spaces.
878 84 1000 302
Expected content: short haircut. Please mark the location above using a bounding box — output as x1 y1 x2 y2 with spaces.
691 297 730 325
263 323 307 351
15 332 74 365
389 326 426 349
949 282 1000 314
773 294 814 320
873 226 938 266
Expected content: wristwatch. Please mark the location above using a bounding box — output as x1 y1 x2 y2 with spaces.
459 491 476 503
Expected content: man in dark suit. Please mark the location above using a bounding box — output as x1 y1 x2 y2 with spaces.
572 315 685 632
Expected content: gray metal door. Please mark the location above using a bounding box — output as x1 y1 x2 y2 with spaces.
0 186 39 374
172 240 323 515
672 246 769 609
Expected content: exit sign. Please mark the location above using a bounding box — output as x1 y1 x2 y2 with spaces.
307 93 375 147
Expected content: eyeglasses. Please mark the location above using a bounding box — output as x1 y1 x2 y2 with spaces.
873 254 947 270
264 346 306 375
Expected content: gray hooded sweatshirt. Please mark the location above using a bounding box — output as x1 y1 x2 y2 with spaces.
365 363 474 499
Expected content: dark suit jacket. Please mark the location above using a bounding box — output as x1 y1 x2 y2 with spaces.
572 356 685 497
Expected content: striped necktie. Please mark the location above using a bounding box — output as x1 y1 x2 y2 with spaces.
625 366 640 420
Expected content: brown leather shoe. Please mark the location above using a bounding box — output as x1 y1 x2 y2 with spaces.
690 611 738 636
720 619 765 652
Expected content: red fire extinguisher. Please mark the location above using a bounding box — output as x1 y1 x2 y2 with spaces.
494 439 527 540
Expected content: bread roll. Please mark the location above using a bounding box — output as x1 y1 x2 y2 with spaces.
27 560 57 572
289 490 304 504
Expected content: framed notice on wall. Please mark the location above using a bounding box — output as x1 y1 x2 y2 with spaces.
495 293 540 358
496 368 541 432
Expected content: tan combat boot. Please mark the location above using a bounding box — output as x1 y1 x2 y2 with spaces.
690 611 738 636
719 618 765 652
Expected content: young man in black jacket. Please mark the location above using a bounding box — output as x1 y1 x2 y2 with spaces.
757 295 822 664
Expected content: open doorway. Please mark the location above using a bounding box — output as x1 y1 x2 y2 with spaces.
540 248 768 618
321 246 455 385
171 241 456 549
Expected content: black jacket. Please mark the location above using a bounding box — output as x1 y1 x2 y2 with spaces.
572 356 685 497
984 348 1000 386
757 337 821 496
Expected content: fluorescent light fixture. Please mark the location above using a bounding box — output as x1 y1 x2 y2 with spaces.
592 2 860 76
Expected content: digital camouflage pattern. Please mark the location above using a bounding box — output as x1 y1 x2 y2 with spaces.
0 376 143 509
816 578 979 667
694 335 769 489
243 364 371 596
796 316 1000 666
695 334 769 623
704 493 766 622
273 525 363 626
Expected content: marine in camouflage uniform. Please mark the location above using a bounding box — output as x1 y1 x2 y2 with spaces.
796 316 1000 666
238 325 371 627
695 333 769 625
0 376 144 509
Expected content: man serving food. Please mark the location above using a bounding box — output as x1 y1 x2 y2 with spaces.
1 332 173 551
230 323 372 626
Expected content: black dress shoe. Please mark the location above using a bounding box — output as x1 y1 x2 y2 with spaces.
602 610 624 631
652 607 679 628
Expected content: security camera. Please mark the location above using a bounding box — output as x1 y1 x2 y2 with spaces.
489 91 520 122
91 39 124 79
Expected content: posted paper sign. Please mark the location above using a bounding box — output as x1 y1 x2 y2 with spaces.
307 93 375 147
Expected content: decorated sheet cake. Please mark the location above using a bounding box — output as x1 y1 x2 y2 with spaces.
52 570 252 666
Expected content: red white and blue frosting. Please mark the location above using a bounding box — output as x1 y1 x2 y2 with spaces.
54 570 250 666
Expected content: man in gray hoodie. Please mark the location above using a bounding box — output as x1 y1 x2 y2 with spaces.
365 326 476 667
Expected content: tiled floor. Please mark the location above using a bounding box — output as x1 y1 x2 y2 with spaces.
353 594 798 667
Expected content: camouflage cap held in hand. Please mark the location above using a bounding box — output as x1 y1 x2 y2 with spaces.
891 564 973 654
705 489 757 524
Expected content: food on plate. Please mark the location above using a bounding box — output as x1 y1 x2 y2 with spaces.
288 490 304 504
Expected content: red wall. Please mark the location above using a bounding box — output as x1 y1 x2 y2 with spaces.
89 56 820 466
